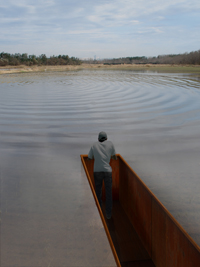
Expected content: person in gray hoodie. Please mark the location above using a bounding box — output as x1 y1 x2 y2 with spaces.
88 132 117 219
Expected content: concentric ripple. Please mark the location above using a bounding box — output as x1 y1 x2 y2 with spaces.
1 70 200 132
1 69 200 246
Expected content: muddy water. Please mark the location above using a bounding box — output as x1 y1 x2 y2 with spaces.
0 70 200 265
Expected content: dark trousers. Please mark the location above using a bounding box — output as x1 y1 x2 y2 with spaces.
94 172 112 218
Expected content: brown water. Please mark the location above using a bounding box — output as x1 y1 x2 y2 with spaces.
1 70 200 266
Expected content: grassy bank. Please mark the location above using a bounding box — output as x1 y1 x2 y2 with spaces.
0 64 200 75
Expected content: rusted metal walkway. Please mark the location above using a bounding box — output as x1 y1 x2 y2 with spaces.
104 201 155 267
81 154 200 267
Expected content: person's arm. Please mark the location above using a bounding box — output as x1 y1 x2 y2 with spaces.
111 143 117 160
87 146 94 160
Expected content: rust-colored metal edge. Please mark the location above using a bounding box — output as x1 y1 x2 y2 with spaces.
80 154 121 267
118 154 200 253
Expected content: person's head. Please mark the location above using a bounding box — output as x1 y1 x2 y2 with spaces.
98 131 107 142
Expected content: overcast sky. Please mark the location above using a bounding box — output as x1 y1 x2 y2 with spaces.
1 0 200 59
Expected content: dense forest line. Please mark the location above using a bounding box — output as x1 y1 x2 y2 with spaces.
0 52 82 66
84 49 200 65
0 49 200 67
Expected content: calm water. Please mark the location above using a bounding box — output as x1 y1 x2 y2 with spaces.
0 69 200 264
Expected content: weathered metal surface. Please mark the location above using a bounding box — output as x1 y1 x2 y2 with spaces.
81 154 200 267
81 155 121 267
118 155 200 267
119 157 152 257
106 201 153 265
152 197 200 267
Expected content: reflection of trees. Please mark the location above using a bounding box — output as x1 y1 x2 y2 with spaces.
0 52 82 66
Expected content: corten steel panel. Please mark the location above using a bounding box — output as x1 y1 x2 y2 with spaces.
80 155 121 267
188 237 200 267
119 157 152 257
166 213 189 266
152 198 200 267
110 157 120 200
117 155 200 266
81 154 200 267
83 156 119 201
152 199 167 266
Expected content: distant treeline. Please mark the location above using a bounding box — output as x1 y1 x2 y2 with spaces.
84 49 200 65
1 49 200 67
0 52 82 66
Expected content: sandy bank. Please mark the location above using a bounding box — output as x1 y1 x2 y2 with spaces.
0 63 200 74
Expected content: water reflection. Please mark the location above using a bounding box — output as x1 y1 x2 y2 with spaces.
0 70 200 265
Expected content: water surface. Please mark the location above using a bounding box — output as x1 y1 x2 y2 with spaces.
1 69 200 265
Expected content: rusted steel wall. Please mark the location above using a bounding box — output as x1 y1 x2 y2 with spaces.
81 155 121 267
118 156 152 257
117 155 200 267
152 198 200 267
81 154 200 267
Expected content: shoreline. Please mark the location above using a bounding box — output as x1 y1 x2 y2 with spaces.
1 63 200 74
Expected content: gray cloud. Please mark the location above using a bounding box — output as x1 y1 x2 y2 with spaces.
1 0 200 58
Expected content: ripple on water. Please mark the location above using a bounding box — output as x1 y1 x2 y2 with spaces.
0 70 200 248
